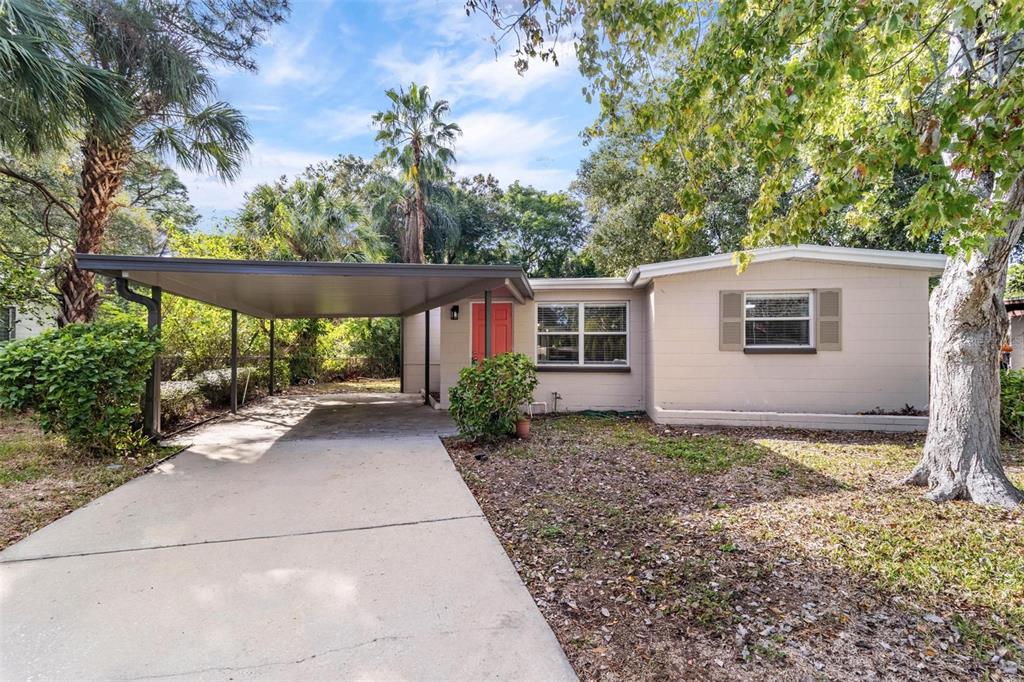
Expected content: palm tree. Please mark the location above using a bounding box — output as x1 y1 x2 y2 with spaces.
19 0 285 324
369 173 457 264
276 178 382 263
0 0 130 154
372 83 461 263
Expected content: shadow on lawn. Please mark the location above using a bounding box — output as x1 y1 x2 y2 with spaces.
491 414 853 510
448 414 1023 681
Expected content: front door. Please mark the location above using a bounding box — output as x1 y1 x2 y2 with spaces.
472 302 513 362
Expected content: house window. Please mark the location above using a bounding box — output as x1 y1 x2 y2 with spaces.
537 302 628 366
0 306 14 342
743 292 812 347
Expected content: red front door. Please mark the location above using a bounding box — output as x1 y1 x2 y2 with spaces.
472 303 513 362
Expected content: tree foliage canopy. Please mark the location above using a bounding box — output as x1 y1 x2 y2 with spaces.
472 0 1023 263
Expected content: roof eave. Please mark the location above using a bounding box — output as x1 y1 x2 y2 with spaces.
629 245 948 286
529 277 632 290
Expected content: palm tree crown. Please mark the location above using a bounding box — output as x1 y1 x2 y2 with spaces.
372 83 461 263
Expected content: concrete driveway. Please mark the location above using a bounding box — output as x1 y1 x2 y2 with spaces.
0 393 576 681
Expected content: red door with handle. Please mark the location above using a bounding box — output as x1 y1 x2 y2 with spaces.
472 303 513 361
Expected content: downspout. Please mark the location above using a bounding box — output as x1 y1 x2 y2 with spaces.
115 278 161 439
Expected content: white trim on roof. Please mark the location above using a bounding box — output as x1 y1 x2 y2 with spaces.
626 245 947 287
529 277 634 290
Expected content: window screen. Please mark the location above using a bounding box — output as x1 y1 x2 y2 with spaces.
537 302 628 366
743 293 811 347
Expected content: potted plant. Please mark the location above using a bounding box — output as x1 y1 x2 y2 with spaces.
515 412 531 439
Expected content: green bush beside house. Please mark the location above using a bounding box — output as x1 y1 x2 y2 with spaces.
448 352 538 440
0 321 160 456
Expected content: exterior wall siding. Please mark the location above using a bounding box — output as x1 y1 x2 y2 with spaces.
401 308 440 396
438 288 647 412
647 260 932 415
1010 317 1024 369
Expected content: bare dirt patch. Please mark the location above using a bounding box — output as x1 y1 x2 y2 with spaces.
0 414 169 550
445 415 1024 681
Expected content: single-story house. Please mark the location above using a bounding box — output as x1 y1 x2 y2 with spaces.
1006 298 1024 369
77 244 946 436
0 303 53 344
403 245 945 431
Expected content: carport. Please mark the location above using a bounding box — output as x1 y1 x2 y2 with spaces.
76 254 534 437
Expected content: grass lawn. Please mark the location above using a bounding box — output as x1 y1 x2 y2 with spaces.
0 413 171 550
445 415 1024 681
281 376 400 395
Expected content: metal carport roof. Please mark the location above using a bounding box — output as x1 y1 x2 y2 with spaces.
76 254 534 318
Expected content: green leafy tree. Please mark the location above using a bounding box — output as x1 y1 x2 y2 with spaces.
471 0 1024 507
433 174 505 264
575 132 758 275
1 148 197 316
1008 263 1024 299
1 0 286 324
372 83 461 263
497 182 590 277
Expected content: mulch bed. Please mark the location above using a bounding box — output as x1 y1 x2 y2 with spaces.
444 415 1023 681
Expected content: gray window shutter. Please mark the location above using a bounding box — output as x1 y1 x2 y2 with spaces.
720 291 743 351
817 289 842 350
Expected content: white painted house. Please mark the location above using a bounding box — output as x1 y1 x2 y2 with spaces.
404 245 946 431
0 304 53 344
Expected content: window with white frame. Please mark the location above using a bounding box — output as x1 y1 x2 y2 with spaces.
0 306 14 343
743 292 812 347
537 302 628 366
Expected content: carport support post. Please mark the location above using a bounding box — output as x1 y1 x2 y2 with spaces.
424 310 430 405
114 278 161 439
268 319 275 396
484 289 493 358
230 310 238 414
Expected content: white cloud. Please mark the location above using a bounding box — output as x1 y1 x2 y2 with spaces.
305 107 375 142
261 31 320 86
178 143 331 222
374 44 578 105
454 111 574 190
258 1 341 90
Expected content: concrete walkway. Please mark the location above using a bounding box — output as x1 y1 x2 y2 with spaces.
0 393 576 681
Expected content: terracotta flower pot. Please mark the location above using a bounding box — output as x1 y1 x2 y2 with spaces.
516 417 531 440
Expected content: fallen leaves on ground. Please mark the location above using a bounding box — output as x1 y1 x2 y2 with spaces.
445 415 1024 681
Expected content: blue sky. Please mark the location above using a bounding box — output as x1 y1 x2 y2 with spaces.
183 0 596 228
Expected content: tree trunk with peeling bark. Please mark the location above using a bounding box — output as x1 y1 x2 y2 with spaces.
57 133 132 324
905 172 1024 508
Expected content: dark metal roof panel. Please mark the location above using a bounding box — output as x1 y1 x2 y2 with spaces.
77 254 533 318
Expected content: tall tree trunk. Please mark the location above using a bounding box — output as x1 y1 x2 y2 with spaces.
57 133 132 324
412 183 426 264
905 172 1024 508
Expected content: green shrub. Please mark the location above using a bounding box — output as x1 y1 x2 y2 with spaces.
249 359 291 394
448 352 538 440
0 321 160 456
161 380 203 427
1001 369 1024 440
194 367 256 406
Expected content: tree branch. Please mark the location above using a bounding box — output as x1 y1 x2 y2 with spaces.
0 166 78 222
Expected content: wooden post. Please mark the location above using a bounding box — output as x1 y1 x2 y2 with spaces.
230 310 238 414
268 318 275 396
484 289 493 358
